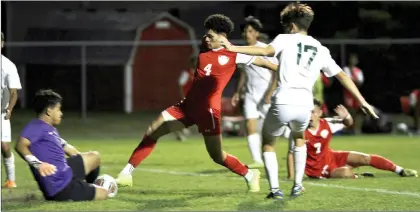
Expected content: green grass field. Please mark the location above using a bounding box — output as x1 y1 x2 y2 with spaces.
2 111 420 211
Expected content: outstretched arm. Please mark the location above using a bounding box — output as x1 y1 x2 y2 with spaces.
335 72 366 106
230 45 276 57
335 71 377 118
252 57 279 72
220 36 276 57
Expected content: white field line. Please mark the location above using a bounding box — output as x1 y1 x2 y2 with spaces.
135 168 420 198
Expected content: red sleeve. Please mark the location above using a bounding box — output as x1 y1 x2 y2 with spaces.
321 74 330 86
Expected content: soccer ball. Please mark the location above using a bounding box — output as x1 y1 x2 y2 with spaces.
93 174 118 198
396 122 408 134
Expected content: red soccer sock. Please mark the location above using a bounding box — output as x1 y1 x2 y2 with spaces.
223 154 249 176
369 154 397 172
128 135 157 168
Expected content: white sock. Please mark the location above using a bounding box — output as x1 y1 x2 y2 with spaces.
294 145 307 187
121 163 134 175
263 152 279 192
395 166 403 174
244 170 254 182
247 134 263 163
4 153 15 181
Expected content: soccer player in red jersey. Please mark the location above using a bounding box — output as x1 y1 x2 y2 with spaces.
400 89 420 135
286 99 418 179
116 14 279 192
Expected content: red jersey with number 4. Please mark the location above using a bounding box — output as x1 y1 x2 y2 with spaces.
183 48 255 111
305 118 345 176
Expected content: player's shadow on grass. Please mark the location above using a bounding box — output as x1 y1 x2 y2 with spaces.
2 193 44 211
197 168 231 174
236 198 287 211
122 188 237 196
118 190 236 210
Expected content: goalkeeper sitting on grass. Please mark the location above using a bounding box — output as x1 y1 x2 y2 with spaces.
15 89 109 201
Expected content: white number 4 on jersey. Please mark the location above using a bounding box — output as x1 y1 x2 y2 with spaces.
204 64 212 76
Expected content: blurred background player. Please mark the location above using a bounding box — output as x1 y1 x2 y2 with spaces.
116 14 279 193
231 16 278 168
400 89 420 134
15 89 109 201
175 55 197 141
220 3 378 199
1 31 22 188
313 73 331 116
286 99 417 179
343 53 365 134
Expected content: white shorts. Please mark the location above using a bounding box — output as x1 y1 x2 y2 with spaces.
1 113 12 142
263 104 311 137
243 94 269 119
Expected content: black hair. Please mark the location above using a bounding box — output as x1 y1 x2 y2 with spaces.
241 16 263 32
280 3 314 32
204 14 234 35
33 89 62 115
313 98 322 108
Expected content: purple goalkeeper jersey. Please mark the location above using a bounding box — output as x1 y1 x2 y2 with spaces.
20 119 72 197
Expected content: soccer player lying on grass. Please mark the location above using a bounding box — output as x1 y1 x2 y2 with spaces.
286 99 418 179
15 89 109 201
117 14 279 193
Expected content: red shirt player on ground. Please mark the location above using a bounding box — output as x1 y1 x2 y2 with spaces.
116 14 279 192
286 99 418 179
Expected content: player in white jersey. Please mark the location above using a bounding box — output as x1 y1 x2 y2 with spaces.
231 17 279 168
220 3 378 199
1 32 22 188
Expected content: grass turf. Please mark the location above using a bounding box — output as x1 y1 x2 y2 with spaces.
2 111 420 211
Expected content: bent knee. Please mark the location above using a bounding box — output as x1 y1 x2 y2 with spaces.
342 168 355 178
1 143 11 157
1 142 11 150
82 151 101 169
89 151 101 163
263 143 275 152
245 119 258 134
94 187 108 200
361 155 371 165
331 167 354 179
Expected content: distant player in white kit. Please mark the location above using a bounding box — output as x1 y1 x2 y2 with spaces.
1 32 22 188
220 3 378 199
231 17 278 168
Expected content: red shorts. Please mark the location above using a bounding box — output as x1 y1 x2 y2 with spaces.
306 151 350 178
163 101 221 136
